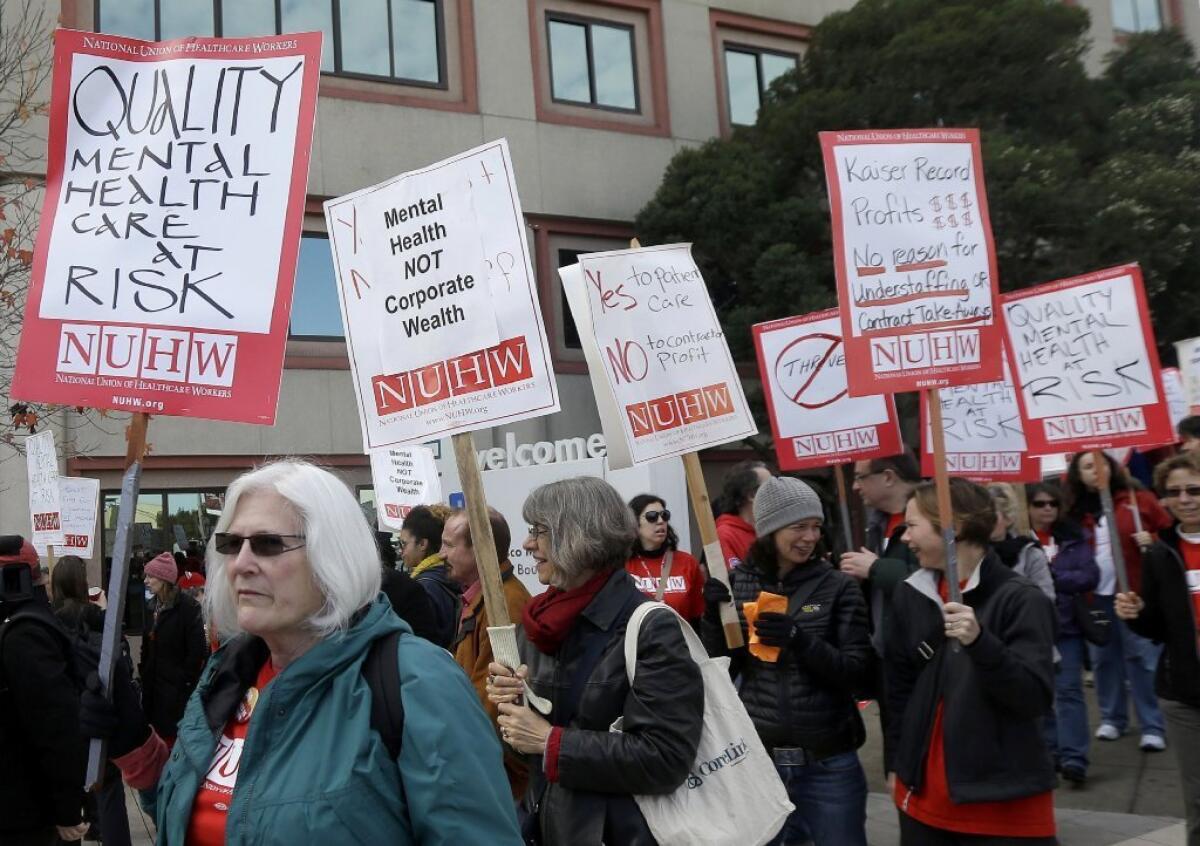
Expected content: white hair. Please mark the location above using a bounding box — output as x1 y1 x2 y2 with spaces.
205 460 381 641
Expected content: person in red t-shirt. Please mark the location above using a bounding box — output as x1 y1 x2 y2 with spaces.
886 479 1057 845
1118 453 1200 846
624 494 705 624
714 460 773 570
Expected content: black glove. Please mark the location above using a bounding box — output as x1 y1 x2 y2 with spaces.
80 660 151 760
753 612 808 650
703 577 732 609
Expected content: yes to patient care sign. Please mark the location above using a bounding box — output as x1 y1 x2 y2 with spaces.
12 30 321 424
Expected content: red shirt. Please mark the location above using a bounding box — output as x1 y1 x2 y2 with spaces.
716 514 756 569
893 574 1056 838
1180 537 1200 638
186 659 278 845
885 511 905 541
626 549 705 621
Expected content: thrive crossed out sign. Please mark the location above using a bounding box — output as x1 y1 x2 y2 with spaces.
326 140 559 449
559 244 756 469
1001 264 1174 454
752 309 902 471
819 128 1003 395
11 30 320 424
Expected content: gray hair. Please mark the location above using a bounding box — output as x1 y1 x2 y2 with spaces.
987 483 1017 525
206 460 381 641
522 476 636 586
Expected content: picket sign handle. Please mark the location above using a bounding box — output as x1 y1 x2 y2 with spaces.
1092 450 1130 594
451 432 510 629
926 389 961 603
683 453 745 649
1013 483 1032 538
86 412 150 790
834 463 854 553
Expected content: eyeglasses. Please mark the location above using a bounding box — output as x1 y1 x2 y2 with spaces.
643 509 671 524
213 532 306 557
1164 485 1200 499
527 525 550 539
1030 500 1059 508
853 471 883 483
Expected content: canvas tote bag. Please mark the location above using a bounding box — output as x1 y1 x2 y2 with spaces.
612 602 793 846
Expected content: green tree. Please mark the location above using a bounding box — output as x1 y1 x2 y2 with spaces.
635 0 1200 362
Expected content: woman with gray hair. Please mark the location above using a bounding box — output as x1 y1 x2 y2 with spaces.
987 483 1056 603
486 475 704 844
80 460 520 845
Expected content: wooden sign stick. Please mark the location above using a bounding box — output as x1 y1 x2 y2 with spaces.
1013 483 1032 538
927 389 961 603
683 452 745 648
451 432 551 713
1092 450 1130 594
834 463 855 554
86 412 150 790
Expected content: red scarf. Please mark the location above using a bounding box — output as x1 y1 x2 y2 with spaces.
522 570 612 654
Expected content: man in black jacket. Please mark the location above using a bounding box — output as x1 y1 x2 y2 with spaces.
0 535 88 844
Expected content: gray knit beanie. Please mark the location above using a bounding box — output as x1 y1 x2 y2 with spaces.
753 476 823 537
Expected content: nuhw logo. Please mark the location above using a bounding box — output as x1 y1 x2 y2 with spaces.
56 323 237 386
371 337 533 416
383 503 412 520
625 382 735 438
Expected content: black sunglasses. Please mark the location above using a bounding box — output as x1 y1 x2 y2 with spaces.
214 532 306 557
1030 499 1059 508
1165 485 1200 499
643 509 671 523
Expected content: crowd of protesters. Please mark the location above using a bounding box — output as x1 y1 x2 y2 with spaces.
3 420 1200 844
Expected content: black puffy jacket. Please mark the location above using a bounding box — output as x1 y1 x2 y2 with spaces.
884 555 1057 805
702 557 872 757
521 569 703 846
140 590 207 738
0 595 86 834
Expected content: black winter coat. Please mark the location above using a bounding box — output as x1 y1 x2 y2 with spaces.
380 566 440 644
521 569 703 846
140 590 207 738
413 563 462 649
884 556 1057 804
0 595 86 834
702 557 872 757
1127 528 1200 707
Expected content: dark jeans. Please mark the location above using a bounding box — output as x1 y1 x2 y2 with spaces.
96 771 133 846
899 813 1058 845
1088 595 1165 737
768 750 867 846
1043 635 1090 772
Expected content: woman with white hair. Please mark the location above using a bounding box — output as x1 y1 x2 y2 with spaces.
486 476 704 844
81 460 520 845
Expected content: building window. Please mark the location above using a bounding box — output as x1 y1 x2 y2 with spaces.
290 235 345 339
724 46 797 126
529 0 669 136
557 248 586 350
1112 0 1162 32
547 15 638 111
95 0 446 87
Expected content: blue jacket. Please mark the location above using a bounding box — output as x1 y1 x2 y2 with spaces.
1046 524 1099 639
148 596 520 844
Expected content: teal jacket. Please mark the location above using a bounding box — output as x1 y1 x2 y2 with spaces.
148 596 521 844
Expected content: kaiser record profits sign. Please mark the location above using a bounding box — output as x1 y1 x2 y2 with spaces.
12 30 321 423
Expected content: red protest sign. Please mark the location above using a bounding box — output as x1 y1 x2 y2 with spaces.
11 30 321 424
1001 264 1174 454
919 362 1040 483
753 309 902 471
820 128 1003 395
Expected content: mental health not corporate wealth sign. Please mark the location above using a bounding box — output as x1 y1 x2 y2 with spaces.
326 140 558 449
820 128 1003 395
11 30 321 424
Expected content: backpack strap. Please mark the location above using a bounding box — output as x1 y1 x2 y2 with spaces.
363 629 405 760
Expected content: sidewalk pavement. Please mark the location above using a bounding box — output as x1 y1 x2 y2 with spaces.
119 698 1188 845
